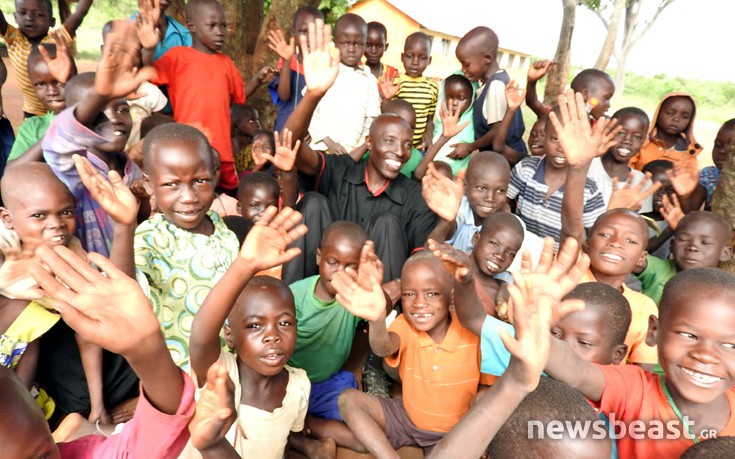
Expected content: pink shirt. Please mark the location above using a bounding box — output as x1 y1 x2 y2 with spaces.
58 371 196 458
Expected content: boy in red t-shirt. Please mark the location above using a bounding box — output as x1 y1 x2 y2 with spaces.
148 0 274 193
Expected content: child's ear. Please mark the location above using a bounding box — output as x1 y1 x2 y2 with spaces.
471 231 480 246
611 344 628 365
582 238 590 254
384 43 389 52
50 16 56 28
142 173 153 197
581 89 591 102
224 323 234 349
236 201 242 215
719 245 733 263
428 55 432 66
0 207 13 229
645 314 659 347
637 249 648 269
315 247 322 265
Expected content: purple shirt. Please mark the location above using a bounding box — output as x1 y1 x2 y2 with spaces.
42 107 143 256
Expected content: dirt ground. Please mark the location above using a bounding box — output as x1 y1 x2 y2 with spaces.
1 56 98 132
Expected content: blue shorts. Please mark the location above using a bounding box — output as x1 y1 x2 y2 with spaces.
308 370 357 421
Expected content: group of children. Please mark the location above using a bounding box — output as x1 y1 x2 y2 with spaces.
0 0 734 458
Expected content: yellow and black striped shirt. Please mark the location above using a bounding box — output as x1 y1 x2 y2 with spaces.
396 74 438 149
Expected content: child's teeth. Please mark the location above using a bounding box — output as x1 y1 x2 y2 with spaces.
602 253 623 262
486 260 499 271
682 368 721 384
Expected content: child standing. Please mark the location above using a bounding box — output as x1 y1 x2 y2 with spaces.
384 32 438 150
0 0 91 117
185 206 312 459
630 92 702 171
150 0 273 192
364 21 398 97
306 13 380 155
452 26 526 159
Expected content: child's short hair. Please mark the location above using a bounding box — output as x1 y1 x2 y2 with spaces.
641 159 674 176
64 71 95 106
184 0 222 21
467 151 511 178
611 107 649 127
404 31 432 53
677 210 733 244
488 377 604 458
458 26 498 57
681 437 735 458
659 268 735 321
366 21 387 38
444 73 473 97
231 104 257 123
382 98 415 117
320 220 367 249
28 43 57 64
479 212 523 238
251 130 275 149
140 114 175 139
293 4 323 28
403 250 451 284
570 69 614 92
563 282 631 345
142 122 215 174
334 13 367 36
1 162 72 205
234 275 295 316
237 172 279 201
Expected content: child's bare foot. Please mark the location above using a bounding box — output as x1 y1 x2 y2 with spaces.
304 437 337 459
52 413 114 442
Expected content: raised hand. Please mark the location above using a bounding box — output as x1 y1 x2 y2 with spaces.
134 0 161 50
299 19 340 96
332 241 386 322
0 232 45 299
267 28 295 61
421 162 465 221
379 71 399 100
189 362 237 451
238 206 308 271
74 154 138 226
96 20 157 100
608 173 661 211
255 65 278 84
439 101 471 138
38 30 73 84
505 79 526 110
527 60 555 83
428 239 474 284
28 245 161 357
660 193 685 230
256 129 301 172
667 158 699 197
548 89 621 167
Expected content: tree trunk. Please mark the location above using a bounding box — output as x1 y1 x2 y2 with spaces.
219 0 320 129
593 0 625 70
613 46 628 96
544 0 577 106
712 146 735 274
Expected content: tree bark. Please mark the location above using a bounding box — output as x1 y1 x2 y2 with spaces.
544 0 577 106
593 0 625 70
712 145 735 274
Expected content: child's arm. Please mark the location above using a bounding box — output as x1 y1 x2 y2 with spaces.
73 154 139 278
553 89 619 245
267 28 296 103
525 60 554 118
428 239 485 335
667 158 707 213
135 0 161 67
414 102 470 180
29 245 185 415
189 207 307 385
244 66 277 98
76 334 111 424
62 0 94 37
282 19 340 176
75 21 155 131
422 163 463 242
491 80 525 166
331 241 400 357
189 363 239 459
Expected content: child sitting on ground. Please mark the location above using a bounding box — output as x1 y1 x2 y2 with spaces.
452 26 526 160
335 250 488 456
630 92 703 171
364 21 398 97
307 13 380 155
8 35 73 161
382 31 438 150
41 21 150 257
149 0 274 192
135 122 240 371
0 0 91 117
267 5 323 133
184 206 312 459
699 118 735 208
634 211 733 304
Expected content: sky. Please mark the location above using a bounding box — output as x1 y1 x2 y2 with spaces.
387 0 734 82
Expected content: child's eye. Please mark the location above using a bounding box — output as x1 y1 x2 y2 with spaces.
30 212 43 218
633 135 643 141
625 238 638 245
279 320 294 328
578 340 593 347
506 250 517 258
598 232 611 238
678 332 696 340
246 323 262 330
551 328 563 339
402 292 415 297
326 260 337 266
62 209 75 216
722 342 735 350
